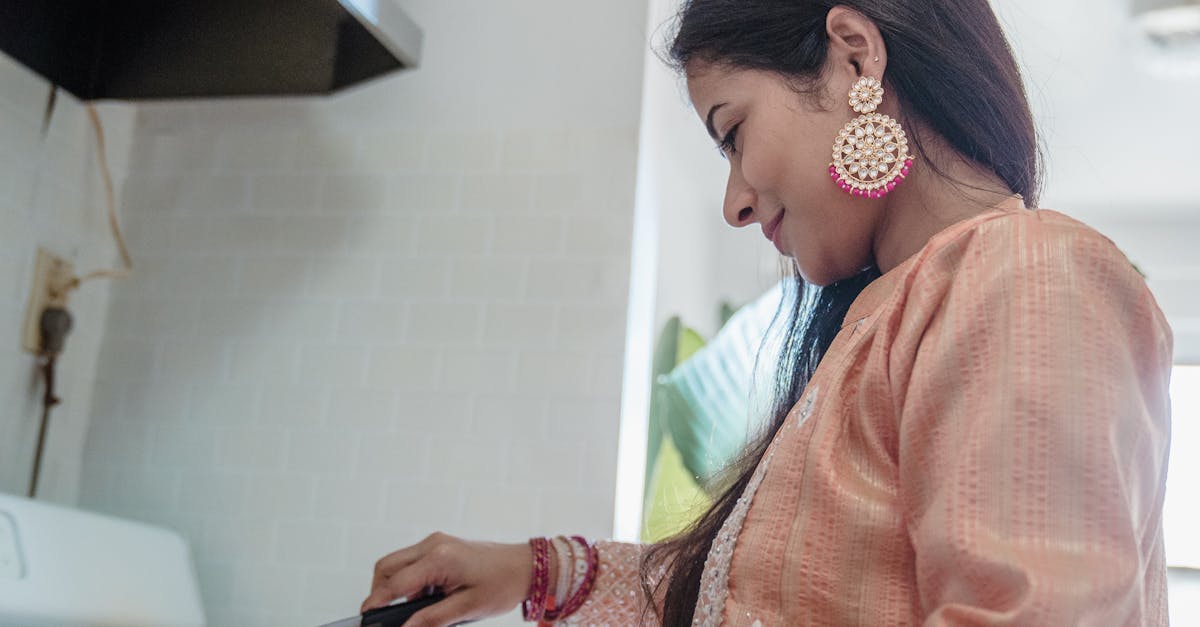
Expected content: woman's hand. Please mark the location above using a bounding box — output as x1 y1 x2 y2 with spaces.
360 532 534 627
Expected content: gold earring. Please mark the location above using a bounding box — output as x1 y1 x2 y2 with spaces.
828 76 913 199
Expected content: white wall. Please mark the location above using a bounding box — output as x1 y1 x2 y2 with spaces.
73 1 649 625
634 0 781 345
0 51 135 504
1085 216 1200 364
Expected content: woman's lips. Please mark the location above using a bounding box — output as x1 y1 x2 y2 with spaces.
763 210 785 245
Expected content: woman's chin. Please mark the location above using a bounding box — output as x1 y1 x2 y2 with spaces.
795 267 825 287
795 264 843 288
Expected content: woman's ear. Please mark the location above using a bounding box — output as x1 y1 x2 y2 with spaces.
825 6 886 79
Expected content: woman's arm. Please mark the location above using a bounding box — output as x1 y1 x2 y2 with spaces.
361 534 664 626
893 221 1174 625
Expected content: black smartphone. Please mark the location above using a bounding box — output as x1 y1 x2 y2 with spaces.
361 592 445 627
318 591 462 627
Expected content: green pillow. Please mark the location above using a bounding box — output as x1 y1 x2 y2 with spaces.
659 282 785 488
640 281 784 539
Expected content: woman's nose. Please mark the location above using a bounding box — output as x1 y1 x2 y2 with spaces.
722 167 757 228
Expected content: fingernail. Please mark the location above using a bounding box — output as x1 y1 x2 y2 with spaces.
388 596 408 606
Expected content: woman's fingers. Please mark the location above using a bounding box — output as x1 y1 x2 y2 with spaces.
361 534 529 623
369 546 418 593
361 560 435 613
363 537 467 613
370 532 445 591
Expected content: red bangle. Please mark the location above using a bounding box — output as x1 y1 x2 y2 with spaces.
521 537 551 621
542 536 599 621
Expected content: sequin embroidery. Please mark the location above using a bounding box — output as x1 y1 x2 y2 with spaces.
691 387 819 626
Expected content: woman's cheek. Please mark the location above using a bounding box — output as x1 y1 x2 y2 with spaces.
739 150 774 194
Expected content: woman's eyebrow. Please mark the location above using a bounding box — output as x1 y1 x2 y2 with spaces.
705 103 728 142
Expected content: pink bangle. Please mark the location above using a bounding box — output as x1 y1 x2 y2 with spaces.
567 536 600 615
521 537 551 621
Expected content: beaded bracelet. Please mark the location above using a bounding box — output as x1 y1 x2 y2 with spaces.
566 536 589 602
542 535 599 621
550 536 573 612
521 537 551 621
536 536 582 626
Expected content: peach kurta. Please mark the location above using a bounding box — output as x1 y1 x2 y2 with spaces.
558 208 1174 625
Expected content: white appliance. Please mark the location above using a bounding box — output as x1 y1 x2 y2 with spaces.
0 492 205 627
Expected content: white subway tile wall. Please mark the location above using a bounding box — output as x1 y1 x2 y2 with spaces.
69 33 647 627
77 114 636 627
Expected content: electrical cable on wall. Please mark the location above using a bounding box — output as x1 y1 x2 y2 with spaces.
26 93 134 498
75 104 134 285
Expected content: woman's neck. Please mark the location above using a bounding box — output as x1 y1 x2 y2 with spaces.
871 123 1024 274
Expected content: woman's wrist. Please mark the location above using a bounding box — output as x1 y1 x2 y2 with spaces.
522 535 599 622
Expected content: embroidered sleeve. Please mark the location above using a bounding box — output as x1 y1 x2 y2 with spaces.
892 221 1174 625
553 540 664 626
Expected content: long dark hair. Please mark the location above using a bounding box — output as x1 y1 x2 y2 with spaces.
640 1 1043 624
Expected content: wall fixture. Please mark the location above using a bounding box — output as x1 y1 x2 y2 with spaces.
18 106 132 499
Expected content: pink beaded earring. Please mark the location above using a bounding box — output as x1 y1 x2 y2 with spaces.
828 76 914 199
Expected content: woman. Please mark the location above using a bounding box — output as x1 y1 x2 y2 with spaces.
360 1 1174 625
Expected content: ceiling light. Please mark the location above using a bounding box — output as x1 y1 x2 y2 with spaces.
1130 0 1200 77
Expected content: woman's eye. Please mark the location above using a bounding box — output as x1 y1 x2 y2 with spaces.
719 124 740 157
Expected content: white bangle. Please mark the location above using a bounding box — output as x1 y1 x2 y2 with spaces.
566 536 588 602
551 535 573 609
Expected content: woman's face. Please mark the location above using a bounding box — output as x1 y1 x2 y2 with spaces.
686 61 884 286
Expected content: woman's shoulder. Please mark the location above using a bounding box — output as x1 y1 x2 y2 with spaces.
893 207 1170 345
883 205 1175 378
912 207 1142 284
938 206 1122 256
848 207 1140 328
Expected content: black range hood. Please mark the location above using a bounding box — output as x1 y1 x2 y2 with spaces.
0 0 423 101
